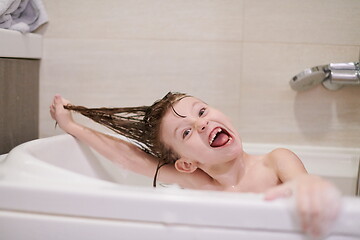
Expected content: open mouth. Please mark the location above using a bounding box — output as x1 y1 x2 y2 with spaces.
209 127 232 148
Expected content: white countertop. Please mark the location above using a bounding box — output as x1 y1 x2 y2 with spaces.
0 29 43 59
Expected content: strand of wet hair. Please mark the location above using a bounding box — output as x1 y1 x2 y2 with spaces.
63 104 158 156
153 161 169 187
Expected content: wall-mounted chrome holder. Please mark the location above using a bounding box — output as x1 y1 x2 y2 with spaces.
290 62 360 91
323 62 360 90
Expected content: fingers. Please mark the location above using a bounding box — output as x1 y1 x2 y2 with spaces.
54 96 64 112
55 94 71 106
49 95 60 119
49 94 75 132
294 176 342 238
49 100 56 120
296 180 313 236
315 182 342 237
49 94 70 120
309 186 322 237
50 94 70 110
54 94 64 107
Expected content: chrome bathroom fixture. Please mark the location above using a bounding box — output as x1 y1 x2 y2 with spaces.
290 62 360 91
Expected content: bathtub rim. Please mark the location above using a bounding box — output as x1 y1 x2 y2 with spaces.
0 178 359 238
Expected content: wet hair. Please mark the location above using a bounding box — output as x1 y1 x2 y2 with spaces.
64 92 189 187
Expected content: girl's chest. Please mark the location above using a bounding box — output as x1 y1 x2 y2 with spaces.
229 163 280 193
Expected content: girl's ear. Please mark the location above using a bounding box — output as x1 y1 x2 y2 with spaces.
174 158 197 173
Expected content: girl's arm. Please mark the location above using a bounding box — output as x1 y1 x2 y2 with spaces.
265 148 341 238
50 95 160 178
49 95 212 188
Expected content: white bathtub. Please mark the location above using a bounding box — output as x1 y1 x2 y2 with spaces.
0 134 359 240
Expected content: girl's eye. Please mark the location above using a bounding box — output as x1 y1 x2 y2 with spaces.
199 107 206 117
182 129 191 139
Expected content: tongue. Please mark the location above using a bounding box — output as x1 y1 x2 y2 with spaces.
211 132 229 147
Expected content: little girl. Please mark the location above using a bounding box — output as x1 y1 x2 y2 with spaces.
50 92 341 238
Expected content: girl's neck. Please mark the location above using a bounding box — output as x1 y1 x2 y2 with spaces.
201 151 250 189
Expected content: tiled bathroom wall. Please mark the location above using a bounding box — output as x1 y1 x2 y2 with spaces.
39 0 360 148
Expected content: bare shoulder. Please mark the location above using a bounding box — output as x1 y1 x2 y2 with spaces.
268 148 300 161
265 148 307 182
262 148 298 166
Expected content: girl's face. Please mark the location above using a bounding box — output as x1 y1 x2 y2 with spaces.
159 97 243 168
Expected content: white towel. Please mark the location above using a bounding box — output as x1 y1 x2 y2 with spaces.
0 0 19 15
11 0 29 18
0 0 20 28
0 0 48 33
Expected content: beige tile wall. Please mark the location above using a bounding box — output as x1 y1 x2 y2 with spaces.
39 0 360 148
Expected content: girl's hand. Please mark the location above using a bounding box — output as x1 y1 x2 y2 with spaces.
49 94 76 132
264 174 342 238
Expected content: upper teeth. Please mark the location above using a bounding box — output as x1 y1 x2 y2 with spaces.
209 128 223 145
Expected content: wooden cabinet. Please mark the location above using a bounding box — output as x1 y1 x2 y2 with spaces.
0 58 40 154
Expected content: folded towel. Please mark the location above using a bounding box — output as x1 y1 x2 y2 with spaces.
0 0 19 16
11 0 29 18
0 0 48 33
0 0 20 28
0 13 11 28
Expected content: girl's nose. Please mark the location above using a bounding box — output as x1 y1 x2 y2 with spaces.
195 118 208 132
